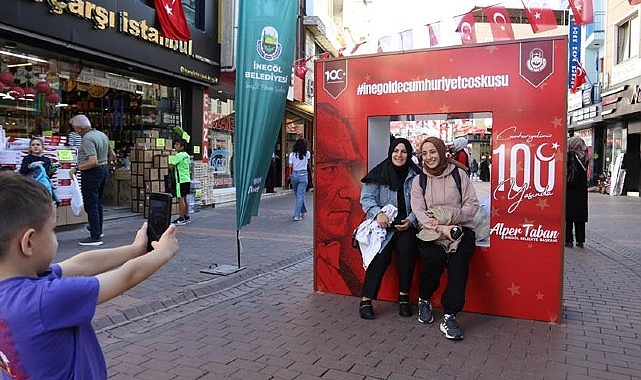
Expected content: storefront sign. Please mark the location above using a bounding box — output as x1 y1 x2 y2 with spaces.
314 37 567 322
212 115 234 132
34 0 192 56
75 72 137 93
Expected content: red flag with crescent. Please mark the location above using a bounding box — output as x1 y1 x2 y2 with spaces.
457 12 477 45
154 0 191 41
484 6 515 41
571 61 587 94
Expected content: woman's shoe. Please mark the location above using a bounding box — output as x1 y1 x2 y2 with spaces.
398 294 412 317
576 242 584 248
565 242 573 247
359 300 375 320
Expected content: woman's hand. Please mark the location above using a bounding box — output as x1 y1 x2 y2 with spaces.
394 219 411 231
426 217 438 227
376 212 391 228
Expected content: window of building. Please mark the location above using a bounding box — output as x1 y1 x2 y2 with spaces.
616 15 640 63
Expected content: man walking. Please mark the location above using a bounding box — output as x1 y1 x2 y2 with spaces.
69 114 111 246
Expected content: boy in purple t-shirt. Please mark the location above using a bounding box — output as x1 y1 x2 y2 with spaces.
0 173 179 379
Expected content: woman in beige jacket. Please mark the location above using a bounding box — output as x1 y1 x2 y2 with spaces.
410 137 479 341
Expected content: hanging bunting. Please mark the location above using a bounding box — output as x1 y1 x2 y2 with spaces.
427 24 440 47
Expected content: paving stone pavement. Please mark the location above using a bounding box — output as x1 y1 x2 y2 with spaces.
51 189 641 379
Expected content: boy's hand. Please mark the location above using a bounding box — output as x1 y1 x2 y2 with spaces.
150 224 179 256
132 222 149 255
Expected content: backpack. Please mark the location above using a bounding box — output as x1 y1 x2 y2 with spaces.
418 168 462 202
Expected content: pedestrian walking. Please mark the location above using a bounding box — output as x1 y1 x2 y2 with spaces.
288 138 310 221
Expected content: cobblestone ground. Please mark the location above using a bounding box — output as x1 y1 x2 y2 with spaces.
50 189 641 379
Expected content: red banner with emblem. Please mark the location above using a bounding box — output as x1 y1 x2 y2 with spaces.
314 37 568 322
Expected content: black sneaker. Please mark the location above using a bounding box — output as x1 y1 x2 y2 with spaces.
182 216 192 225
85 225 104 238
171 217 184 225
417 298 434 324
359 300 375 320
398 294 412 317
78 236 103 246
440 314 464 340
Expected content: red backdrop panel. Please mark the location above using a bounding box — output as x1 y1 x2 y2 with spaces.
314 37 567 322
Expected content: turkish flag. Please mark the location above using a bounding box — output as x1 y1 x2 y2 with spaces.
154 0 191 41
483 6 515 41
570 0 594 25
629 0 641 5
457 12 477 45
521 0 558 33
570 62 587 94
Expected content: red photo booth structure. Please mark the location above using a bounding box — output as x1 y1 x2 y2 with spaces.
313 36 568 323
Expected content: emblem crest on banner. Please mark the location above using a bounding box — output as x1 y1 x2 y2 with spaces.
257 26 282 61
519 40 554 88
323 60 348 99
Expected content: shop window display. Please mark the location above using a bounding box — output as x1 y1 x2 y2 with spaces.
1 41 186 222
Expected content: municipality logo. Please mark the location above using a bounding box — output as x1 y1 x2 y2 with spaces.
256 26 282 61
526 48 547 73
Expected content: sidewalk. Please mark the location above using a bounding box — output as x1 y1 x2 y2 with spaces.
52 190 641 379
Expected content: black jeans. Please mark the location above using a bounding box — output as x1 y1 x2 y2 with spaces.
565 220 585 244
418 227 476 315
81 166 108 239
362 229 417 299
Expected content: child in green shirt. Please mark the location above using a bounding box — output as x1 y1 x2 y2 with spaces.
169 140 191 225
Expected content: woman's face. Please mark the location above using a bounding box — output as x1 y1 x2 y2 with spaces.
421 142 440 170
391 143 408 167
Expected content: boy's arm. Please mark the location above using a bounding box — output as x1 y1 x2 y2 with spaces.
59 223 149 277
96 225 179 304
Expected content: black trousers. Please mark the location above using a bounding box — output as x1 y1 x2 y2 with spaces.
565 220 585 244
418 227 476 315
362 229 417 299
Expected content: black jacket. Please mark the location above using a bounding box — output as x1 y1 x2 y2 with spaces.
566 152 588 222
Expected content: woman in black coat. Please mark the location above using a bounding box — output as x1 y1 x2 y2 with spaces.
566 136 589 248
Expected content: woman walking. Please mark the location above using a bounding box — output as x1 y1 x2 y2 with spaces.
288 138 310 221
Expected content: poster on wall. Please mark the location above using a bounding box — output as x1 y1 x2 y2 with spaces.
314 36 568 322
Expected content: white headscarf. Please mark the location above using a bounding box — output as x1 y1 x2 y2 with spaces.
452 137 467 152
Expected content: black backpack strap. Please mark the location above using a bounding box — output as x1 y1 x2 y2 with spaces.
451 168 462 202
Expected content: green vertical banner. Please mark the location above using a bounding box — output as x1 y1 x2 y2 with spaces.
235 0 297 229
